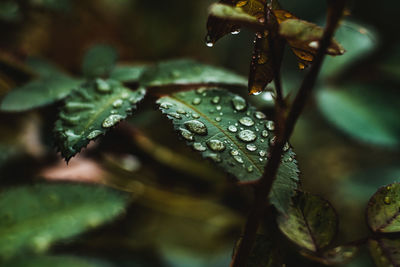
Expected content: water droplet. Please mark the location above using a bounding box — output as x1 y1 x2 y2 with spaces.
168 112 182 119
246 144 257 152
129 97 139 104
95 78 111 93
258 16 265 24
230 149 239 156
261 130 269 137
160 102 172 109
208 153 221 163
87 130 102 140
251 90 262 96
215 117 222 122
207 140 226 152
308 41 319 49
228 125 238 133
266 121 275 131
259 150 266 157
270 136 276 145
180 128 194 141
192 98 202 105
177 109 186 114
384 196 391 205
239 116 255 127
196 87 207 94
102 114 123 128
193 142 207 152
121 91 129 99
211 96 220 104
205 35 214 47
247 165 254 172
184 120 208 135
238 130 257 142
233 155 244 163
254 111 267 120
113 99 123 108
231 95 247 111
216 105 222 111
231 28 241 35
192 113 200 119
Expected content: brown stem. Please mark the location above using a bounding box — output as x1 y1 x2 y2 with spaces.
230 1 346 266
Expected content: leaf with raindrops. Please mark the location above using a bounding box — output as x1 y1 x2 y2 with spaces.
368 238 400 267
139 59 247 89
156 88 299 213
277 191 338 252
367 183 400 233
0 183 130 259
54 79 145 161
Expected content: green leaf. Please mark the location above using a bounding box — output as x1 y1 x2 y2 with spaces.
277 192 338 252
54 79 145 161
110 65 148 82
156 88 299 213
0 183 129 259
0 74 81 112
300 245 359 265
234 235 284 267
368 238 400 267
320 21 376 78
367 183 400 233
317 83 400 147
82 45 118 78
139 59 247 88
3 255 113 267
208 3 261 27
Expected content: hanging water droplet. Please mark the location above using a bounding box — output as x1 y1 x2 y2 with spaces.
233 155 244 163
231 95 247 111
205 35 214 47
87 130 103 140
254 111 267 120
184 120 208 135
176 109 186 114
228 125 238 133
207 139 226 152
113 99 123 108
95 78 111 93
160 102 172 109
192 97 202 105
384 196 391 205
180 128 194 141
215 117 222 122
237 130 257 142
308 41 319 49
102 114 124 128
261 130 269 137
208 153 221 163
246 144 257 152
231 27 241 35
230 149 239 156
266 121 275 131
168 112 182 119
193 142 207 152
239 116 255 127
212 96 221 104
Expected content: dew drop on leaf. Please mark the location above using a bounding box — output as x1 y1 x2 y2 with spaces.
192 142 207 152
266 121 275 131
233 155 244 163
112 99 123 108
207 153 222 163
261 130 269 137
160 102 172 109
87 130 103 140
239 116 255 127
237 129 257 142
102 114 124 128
180 128 195 141
228 125 238 133
231 95 247 111
230 149 239 156
254 111 267 120
192 97 202 105
206 139 226 152
184 120 208 135
259 150 266 157
95 78 111 93
246 144 257 152
212 96 221 104
168 112 182 120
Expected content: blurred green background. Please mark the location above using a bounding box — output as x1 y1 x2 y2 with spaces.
0 0 399 266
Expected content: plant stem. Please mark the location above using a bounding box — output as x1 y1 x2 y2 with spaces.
231 1 346 266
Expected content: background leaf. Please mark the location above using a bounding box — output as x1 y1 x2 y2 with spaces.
277 192 338 252
0 183 130 260
54 79 145 161
368 238 400 267
317 83 400 147
367 183 400 233
110 65 148 83
3 255 113 267
82 45 118 78
139 59 247 88
157 88 299 213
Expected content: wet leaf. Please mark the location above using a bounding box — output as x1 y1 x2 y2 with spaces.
321 21 376 78
234 234 284 266
3 255 113 267
367 183 400 233
156 88 299 213
317 83 400 147
54 79 145 161
300 245 358 265
0 183 130 259
277 192 338 252
208 3 262 30
368 238 400 267
0 73 80 112
139 59 247 88
82 45 118 78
